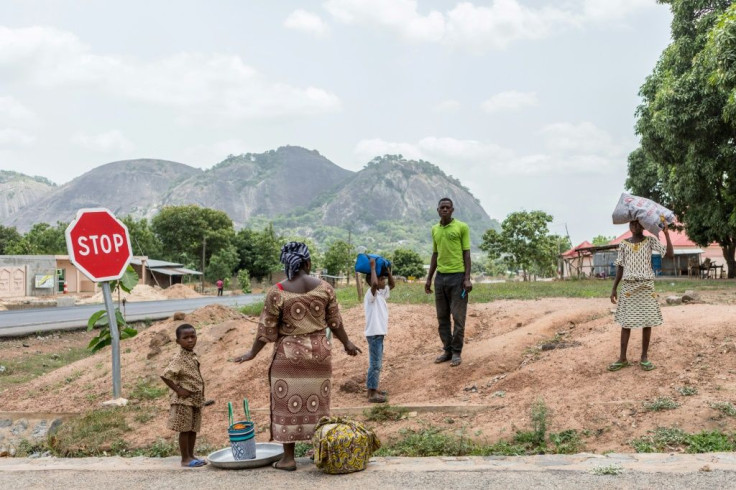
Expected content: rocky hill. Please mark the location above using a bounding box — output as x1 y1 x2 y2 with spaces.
1 147 498 250
0 171 56 222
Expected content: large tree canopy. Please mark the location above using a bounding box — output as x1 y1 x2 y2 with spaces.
630 0 736 277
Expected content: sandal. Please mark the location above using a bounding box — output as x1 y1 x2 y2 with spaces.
607 361 631 372
368 394 387 403
272 461 297 471
640 360 655 371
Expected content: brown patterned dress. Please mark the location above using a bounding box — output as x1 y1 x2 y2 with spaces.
257 280 343 443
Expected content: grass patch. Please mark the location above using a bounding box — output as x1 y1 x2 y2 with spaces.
631 427 736 453
643 397 680 412
677 386 698 396
0 347 92 387
711 402 736 417
591 464 623 475
129 377 168 400
364 404 408 422
295 442 313 457
239 301 264 316
50 407 131 457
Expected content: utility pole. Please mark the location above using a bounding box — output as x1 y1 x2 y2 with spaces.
201 235 206 293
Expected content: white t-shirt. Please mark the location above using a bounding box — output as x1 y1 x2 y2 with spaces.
364 286 390 337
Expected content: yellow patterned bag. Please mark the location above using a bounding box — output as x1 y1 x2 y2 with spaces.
312 416 381 474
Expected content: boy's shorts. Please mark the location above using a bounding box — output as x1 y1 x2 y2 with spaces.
167 404 201 432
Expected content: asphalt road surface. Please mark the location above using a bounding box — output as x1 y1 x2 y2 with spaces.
0 294 264 337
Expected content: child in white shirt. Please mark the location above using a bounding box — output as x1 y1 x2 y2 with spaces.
364 257 395 403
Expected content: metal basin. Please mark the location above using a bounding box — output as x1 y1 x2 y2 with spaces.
207 442 284 469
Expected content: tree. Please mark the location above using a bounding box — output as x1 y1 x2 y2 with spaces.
323 240 354 280
121 216 163 258
6 222 68 255
0 225 22 254
234 224 281 281
391 248 425 278
151 205 234 269
206 244 239 282
480 211 557 281
592 235 615 246
630 0 736 277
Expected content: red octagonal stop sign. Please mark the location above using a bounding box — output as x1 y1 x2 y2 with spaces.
65 208 133 282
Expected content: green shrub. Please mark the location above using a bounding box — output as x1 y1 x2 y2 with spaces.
364 404 408 422
643 397 680 412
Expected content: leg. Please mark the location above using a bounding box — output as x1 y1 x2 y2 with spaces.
448 273 468 356
434 274 453 359
179 432 193 466
366 336 385 402
641 327 652 362
273 442 296 470
618 328 631 363
187 431 198 461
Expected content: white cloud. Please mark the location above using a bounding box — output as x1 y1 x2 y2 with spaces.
0 96 36 125
323 0 658 52
353 122 629 176
176 139 253 167
433 99 461 112
72 130 134 152
481 91 538 112
0 26 341 120
284 9 330 37
0 128 35 146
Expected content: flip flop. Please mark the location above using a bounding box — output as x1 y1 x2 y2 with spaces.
272 462 297 471
185 459 206 467
194 458 208 465
640 361 655 371
369 394 387 403
607 361 631 372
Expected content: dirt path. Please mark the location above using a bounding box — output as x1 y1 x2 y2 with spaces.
2 294 736 453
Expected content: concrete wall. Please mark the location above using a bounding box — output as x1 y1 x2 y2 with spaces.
0 255 57 297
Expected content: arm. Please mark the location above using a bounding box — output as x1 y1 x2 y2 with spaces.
662 227 674 259
331 325 361 356
462 249 472 293
233 337 267 363
160 375 191 398
425 252 438 294
370 258 378 296
610 265 623 304
387 264 395 290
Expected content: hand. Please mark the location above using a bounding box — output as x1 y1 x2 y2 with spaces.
343 341 362 356
610 292 617 304
176 387 192 398
369 257 376 265
234 351 256 363
425 281 432 294
463 279 473 293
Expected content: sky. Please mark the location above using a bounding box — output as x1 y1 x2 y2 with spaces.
0 0 673 245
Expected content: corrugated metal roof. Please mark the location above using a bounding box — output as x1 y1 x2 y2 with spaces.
149 267 202 276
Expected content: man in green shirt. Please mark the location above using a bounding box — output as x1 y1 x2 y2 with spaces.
425 197 472 367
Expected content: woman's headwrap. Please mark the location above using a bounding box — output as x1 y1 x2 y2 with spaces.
280 241 311 280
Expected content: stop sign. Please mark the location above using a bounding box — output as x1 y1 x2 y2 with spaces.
65 208 133 282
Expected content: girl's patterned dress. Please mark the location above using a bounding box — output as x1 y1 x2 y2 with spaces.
614 236 667 328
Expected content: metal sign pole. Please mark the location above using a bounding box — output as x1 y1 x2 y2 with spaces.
101 281 121 399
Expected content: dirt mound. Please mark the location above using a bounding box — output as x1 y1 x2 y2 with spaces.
162 284 201 299
77 284 167 304
4 297 736 454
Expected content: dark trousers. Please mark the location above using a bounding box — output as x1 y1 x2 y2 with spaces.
434 272 468 354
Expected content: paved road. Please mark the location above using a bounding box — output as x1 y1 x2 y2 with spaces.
1 453 735 489
0 294 264 337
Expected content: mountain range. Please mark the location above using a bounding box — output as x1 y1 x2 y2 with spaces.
1 146 498 252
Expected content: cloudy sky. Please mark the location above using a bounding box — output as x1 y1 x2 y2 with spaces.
0 0 672 245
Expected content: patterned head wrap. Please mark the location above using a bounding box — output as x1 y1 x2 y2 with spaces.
280 241 311 280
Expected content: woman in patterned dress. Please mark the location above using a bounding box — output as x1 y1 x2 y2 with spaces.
234 242 361 471
608 220 673 372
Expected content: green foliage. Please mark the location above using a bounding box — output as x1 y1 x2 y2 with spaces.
591 464 623 476
295 442 313 457
391 248 425 278
0 225 22 254
631 0 736 278
6 221 68 254
591 235 614 246
237 269 252 293
129 377 168 400
206 244 239 282
548 429 583 454
375 426 476 457
631 426 736 454
677 385 698 396
323 239 355 278
711 401 736 417
50 407 131 457
239 301 263 316
152 205 234 267
234 224 281 281
86 266 139 353
480 211 559 280
363 404 408 422
643 397 680 412
121 216 162 258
